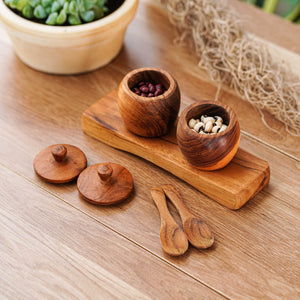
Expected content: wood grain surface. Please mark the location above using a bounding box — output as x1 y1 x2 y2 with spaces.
33 144 87 183
0 0 300 299
176 101 241 170
151 187 189 256
118 67 180 137
77 162 134 205
0 165 222 299
82 89 270 209
162 184 214 250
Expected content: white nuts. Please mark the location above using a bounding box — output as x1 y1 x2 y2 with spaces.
204 121 213 133
219 124 228 132
194 122 204 132
188 118 197 128
215 120 222 127
202 117 215 124
188 115 227 135
214 116 223 123
212 125 221 133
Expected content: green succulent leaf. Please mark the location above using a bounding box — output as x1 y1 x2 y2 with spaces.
16 0 28 11
34 4 47 18
57 0 65 6
68 13 82 25
80 10 94 22
92 6 104 19
45 5 52 14
96 0 105 6
45 11 57 24
29 0 40 8
5 0 109 25
51 1 60 12
41 0 52 7
76 0 85 12
84 0 93 10
8 0 18 8
68 1 77 15
56 9 67 24
22 3 33 18
62 2 68 12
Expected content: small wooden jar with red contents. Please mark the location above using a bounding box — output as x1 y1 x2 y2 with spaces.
117 67 180 137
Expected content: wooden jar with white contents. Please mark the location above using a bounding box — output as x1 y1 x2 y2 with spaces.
177 101 240 171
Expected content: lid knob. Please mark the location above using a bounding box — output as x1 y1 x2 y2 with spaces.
77 162 134 205
51 145 67 162
34 144 87 183
98 163 113 183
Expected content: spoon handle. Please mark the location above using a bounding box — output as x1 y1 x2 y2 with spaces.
151 187 189 256
163 184 214 249
151 187 173 222
162 184 194 221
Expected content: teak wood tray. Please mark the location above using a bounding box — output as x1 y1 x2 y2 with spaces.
82 89 270 209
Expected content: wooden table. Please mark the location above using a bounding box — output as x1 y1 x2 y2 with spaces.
0 1 299 298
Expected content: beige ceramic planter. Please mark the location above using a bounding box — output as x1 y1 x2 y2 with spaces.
0 0 138 74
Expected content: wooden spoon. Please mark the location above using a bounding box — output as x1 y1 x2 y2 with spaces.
151 187 189 256
162 184 214 249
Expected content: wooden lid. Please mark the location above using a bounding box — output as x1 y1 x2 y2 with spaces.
77 162 134 205
33 144 87 183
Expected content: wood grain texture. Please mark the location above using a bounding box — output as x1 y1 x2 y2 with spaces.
118 67 180 137
82 89 270 209
0 0 300 298
162 184 214 249
77 162 134 205
177 101 240 170
151 187 189 256
33 144 87 183
113 0 300 159
0 63 299 298
0 165 223 299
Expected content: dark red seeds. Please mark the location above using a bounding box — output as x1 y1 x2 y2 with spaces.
131 80 166 98
154 89 163 97
140 86 149 93
149 85 155 93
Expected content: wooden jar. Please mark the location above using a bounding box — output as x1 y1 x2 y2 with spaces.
177 101 240 170
118 68 180 137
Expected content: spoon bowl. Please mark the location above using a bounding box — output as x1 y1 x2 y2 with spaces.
162 184 214 249
151 187 189 256
182 217 214 249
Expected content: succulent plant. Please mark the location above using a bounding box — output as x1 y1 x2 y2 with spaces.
4 0 108 25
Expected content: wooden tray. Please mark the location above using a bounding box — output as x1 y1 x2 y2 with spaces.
82 89 270 209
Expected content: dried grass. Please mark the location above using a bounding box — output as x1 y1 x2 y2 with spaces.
160 0 300 136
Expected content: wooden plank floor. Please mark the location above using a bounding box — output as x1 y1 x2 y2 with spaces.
0 165 224 299
0 0 299 299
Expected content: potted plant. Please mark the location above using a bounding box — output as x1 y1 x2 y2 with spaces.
0 0 138 74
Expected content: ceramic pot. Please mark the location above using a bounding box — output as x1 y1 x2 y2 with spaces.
0 0 138 74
